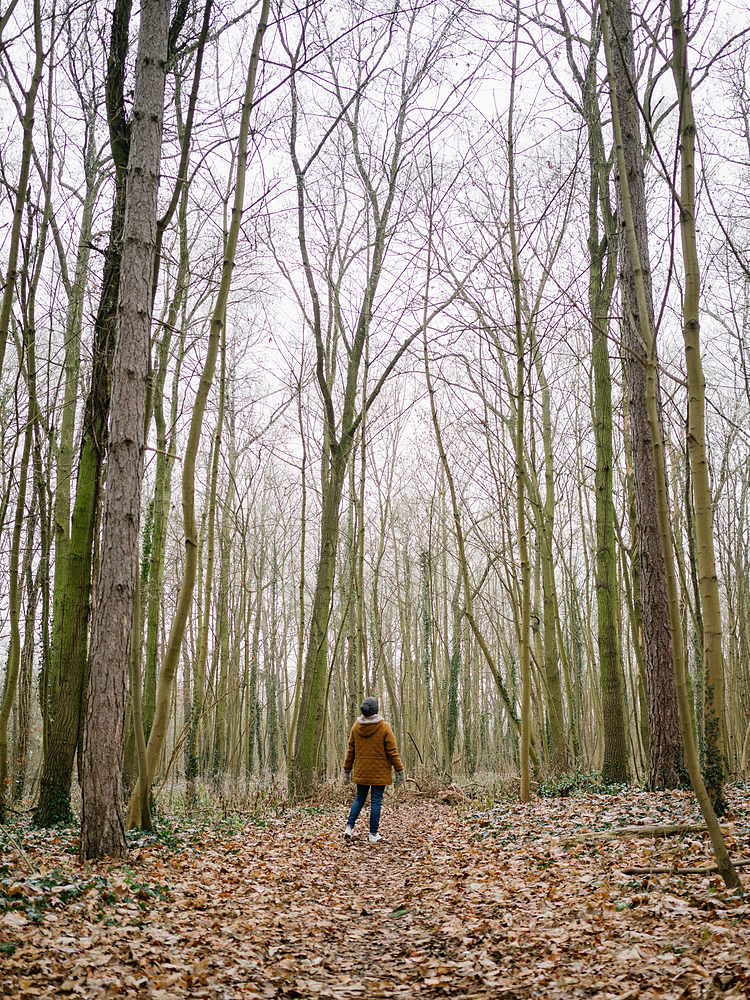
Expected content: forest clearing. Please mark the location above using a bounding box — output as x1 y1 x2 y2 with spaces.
2 785 750 999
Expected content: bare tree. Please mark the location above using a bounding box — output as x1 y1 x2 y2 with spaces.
603 0 741 890
80 0 171 860
607 0 685 790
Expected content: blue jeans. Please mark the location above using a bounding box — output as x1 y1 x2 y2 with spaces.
346 784 385 834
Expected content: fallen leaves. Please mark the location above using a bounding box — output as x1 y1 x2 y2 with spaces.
0 786 749 998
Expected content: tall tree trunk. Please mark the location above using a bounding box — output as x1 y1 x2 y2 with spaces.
287 385 307 758
583 27 629 784
287 5 451 794
603 0 740 890
247 553 265 777
141 243 186 746
267 545 281 776
48 134 99 715
213 477 231 778
80 0 170 860
531 330 567 772
0 423 32 823
670 0 728 815
14 559 36 802
508 0 532 801
127 0 270 827
608 0 685 790
0 0 43 382
292 454 350 794
35 0 133 828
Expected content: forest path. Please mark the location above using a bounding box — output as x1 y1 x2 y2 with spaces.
3 790 750 998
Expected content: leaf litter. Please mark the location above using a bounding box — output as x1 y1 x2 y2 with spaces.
1 784 749 999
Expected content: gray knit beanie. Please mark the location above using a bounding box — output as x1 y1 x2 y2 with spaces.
360 697 379 717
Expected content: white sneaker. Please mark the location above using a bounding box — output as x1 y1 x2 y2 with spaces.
344 825 354 840
368 832 382 844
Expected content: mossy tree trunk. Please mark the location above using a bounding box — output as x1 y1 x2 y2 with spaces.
0 421 32 823
669 0 729 815
35 0 132 828
541 9 625 778
287 5 450 796
579 12 629 783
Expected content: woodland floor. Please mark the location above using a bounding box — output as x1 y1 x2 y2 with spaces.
2 785 750 999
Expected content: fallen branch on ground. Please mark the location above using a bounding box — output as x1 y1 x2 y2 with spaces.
562 823 730 845
621 858 750 876
438 783 470 804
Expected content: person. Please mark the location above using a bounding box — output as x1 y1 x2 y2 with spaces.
343 696 405 843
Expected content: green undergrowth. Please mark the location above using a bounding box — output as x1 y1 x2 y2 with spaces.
0 861 171 925
538 769 630 798
0 786 295 927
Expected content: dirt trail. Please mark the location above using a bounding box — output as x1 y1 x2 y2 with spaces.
3 794 750 998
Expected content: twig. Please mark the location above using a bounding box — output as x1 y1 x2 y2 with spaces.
406 731 423 764
0 827 37 873
145 445 181 461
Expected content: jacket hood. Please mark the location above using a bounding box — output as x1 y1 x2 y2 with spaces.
356 715 384 736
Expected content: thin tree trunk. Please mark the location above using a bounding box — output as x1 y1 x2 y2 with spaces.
531 331 567 772
286 385 307 757
670 0 728 815
508 0 532 801
584 30 629 784
129 576 152 829
213 476 232 777
422 229 539 780
0 424 32 823
0 0 43 381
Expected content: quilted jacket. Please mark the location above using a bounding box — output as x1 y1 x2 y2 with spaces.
343 715 404 786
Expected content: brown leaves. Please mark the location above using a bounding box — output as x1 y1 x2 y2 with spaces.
1 789 749 998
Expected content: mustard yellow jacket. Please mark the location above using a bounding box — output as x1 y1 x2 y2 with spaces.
343 716 404 786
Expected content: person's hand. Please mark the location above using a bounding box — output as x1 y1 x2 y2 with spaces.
343 770 352 785
395 770 406 787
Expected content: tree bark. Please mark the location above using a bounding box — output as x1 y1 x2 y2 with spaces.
127 0 270 826
80 0 170 860
35 0 133 828
608 0 685 790
603 0 741 890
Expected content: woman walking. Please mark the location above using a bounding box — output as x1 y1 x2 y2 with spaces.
343 697 405 843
